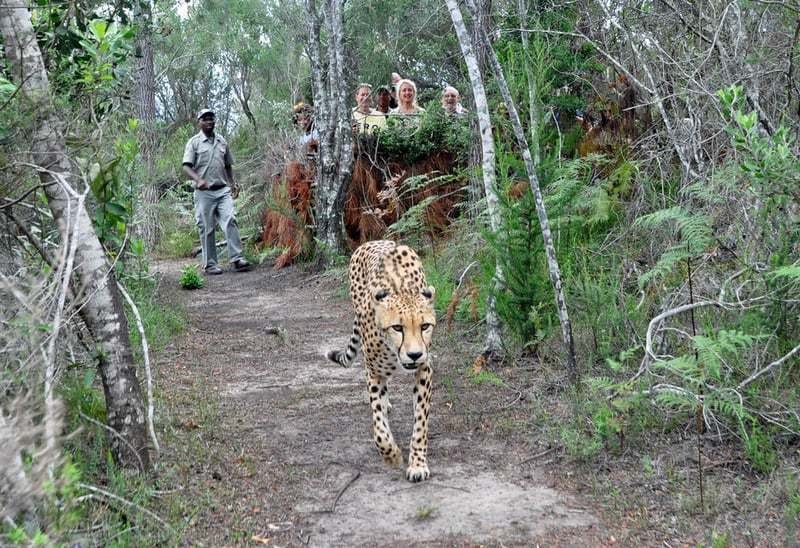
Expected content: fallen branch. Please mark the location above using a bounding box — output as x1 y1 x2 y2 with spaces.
519 446 557 465
77 482 176 537
737 342 800 390
78 411 144 472
329 470 360 513
117 282 160 457
633 290 767 383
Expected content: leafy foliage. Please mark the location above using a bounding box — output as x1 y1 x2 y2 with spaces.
179 265 205 290
376 104 472 164
633 206 713 289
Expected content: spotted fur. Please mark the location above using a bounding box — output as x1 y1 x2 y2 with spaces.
328 240 436 482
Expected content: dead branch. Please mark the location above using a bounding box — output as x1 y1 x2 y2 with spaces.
737 342 800 390
77 483 176 536
329 470 360 513
117 282 160 457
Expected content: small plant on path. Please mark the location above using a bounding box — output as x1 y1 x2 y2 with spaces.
179 265 205 290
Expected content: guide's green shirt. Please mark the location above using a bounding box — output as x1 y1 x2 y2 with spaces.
182 131 233 188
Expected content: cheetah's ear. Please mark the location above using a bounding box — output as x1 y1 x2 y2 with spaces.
373 288 390 302
420 286 435 300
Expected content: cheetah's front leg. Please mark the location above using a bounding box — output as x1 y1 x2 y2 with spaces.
367 373 402 466
406 364 432 482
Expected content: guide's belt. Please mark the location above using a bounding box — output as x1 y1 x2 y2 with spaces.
200 184 227 190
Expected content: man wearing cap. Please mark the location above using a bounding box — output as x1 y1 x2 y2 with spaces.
182 109 250 275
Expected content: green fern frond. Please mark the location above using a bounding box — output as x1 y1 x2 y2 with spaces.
706 391 748 423
587 376 620 392
654 390 696 411
637 245 690 288
398 172 457 197
585 186 612 225
386 195 438 238
635 206 713 287
767 264 800 281
634 205 687 228
654 356 706 389
694 329 761 381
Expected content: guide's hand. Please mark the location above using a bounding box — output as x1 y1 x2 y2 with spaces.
231 183 240 199
196 179 209 190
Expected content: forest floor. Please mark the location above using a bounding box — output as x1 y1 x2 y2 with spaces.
150 258 797 547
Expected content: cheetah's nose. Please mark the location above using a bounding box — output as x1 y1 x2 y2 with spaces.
407 351 423 362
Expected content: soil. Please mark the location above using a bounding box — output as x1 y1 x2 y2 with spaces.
151 258 797 547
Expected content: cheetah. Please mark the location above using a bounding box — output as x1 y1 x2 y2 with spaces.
328 240 436 482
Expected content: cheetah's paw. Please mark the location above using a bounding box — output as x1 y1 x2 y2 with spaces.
405 463 430 482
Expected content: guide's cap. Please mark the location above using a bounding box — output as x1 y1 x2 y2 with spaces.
375 85 392 94
197 108 215 120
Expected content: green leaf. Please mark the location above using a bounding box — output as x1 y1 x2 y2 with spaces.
90 20 109 40
768 264 800 281
83 368 96 388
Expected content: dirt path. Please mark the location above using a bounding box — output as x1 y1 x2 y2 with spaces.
152 259 609 547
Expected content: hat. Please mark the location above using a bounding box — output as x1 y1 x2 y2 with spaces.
376 85 391 94
197 108 215 120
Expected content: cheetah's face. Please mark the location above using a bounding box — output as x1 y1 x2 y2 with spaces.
373 286 436 371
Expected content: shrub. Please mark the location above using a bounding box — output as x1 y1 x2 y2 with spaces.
179 265 204 290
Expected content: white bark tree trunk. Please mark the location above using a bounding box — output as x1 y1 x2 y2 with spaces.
465 0 578 382
517 0 541 166
445 0 504 358
0 0 152 470
305 0 354 261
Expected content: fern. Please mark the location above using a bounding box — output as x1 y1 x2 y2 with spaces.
692 330 760 382
546 155 636 229
706 391 747 423
768 263 800 282
386 195 438 243
634 206 713 288
586 376 620 392
654 356 706 390
654 389 696 412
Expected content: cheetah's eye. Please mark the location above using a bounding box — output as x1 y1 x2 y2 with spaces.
421 323 432 331
391 325 404 333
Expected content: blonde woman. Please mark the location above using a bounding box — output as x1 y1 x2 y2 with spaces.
390 79 425 116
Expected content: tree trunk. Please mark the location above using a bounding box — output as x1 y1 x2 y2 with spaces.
465 0 578 383
305 0 354 262
445 0 504 358
465 0 491 209
517 0 541 166
134 0 159 246
231 57 258 130
0 0 152 471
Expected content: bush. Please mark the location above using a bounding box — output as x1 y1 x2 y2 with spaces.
376 103 472 164
179 265 204 290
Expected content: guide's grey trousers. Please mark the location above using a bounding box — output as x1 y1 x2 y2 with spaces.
193 187 244 269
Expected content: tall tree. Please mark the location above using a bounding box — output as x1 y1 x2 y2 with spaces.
134 0 159 246
445 0 504 358
0 0 152 471
305 0 354 260
466 0 578 382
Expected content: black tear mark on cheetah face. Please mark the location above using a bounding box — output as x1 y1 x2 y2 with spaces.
373 286 436 370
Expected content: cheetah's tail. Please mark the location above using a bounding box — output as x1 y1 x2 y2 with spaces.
327 323 361 367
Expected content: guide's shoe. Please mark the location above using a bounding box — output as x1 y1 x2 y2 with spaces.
205 265 224 275
233 259 251 272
